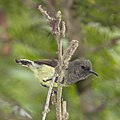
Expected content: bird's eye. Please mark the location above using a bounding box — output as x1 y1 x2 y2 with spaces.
81 66 85 69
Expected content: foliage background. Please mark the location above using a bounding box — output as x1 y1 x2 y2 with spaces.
0 0 120 120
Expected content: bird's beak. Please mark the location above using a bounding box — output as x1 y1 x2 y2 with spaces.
89 70 98 77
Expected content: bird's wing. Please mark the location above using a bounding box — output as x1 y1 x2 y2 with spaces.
34 59 58 67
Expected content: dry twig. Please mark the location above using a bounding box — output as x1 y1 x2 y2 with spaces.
38 5 58 120
55 10 64 120
63 40 79 69
62 101 69 120
38 5 78 120
42 75 57 120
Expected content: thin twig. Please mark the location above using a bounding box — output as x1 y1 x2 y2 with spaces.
42 75 57 120
56 40 78 120
56 76 63 120
38 5 63 120
62 101 69 120
61 21 66 38
63 40 79 69
38 5 78 120
56 11 63 120
38 5 59 120
38 5 54 21
56 11 62 35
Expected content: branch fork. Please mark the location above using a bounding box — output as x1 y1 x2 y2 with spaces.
38 5 78 120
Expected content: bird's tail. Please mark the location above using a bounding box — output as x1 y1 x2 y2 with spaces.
15 59 33 67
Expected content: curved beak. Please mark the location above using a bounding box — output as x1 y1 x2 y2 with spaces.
89 70 98 77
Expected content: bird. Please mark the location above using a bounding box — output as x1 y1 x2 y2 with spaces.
15 58 98 88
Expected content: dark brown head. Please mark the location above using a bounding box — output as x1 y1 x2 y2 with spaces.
80 59 98 77
73 58 98 80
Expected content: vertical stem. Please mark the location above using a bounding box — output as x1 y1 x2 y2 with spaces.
56 37 63 120
56 83 63 120
42 76 56 120
62 101 69 120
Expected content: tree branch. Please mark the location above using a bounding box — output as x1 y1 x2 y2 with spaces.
42 75 57 120
55 10 64 120
38 5 78 120
62 101 69 120
38 5 58 120
63 40 78 69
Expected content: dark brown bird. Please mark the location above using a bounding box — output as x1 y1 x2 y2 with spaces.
15 58 98 87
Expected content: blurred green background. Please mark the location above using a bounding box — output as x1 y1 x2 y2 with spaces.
0 0 120 120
